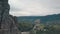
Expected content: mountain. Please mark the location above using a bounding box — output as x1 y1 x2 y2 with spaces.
16 14 60 24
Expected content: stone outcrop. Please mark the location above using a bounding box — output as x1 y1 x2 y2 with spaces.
0 0 18 34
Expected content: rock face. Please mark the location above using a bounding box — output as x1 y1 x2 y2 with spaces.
0 0 18 34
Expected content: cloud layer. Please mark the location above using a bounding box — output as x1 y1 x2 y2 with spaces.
9 0 60 16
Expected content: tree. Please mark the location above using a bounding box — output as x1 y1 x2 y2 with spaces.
18 21 34 32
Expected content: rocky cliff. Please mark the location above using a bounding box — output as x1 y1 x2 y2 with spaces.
0 0 18 34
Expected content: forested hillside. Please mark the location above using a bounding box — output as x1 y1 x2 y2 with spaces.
17 14 60 24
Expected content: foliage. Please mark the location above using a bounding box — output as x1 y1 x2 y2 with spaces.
30 24 60 34
18 21 34 32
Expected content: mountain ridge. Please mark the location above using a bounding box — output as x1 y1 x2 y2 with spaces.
17 14 60 24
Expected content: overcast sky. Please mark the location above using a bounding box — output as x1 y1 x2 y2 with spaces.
8 0 60 16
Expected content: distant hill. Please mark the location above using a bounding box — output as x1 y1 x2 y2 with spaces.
17 14 60 24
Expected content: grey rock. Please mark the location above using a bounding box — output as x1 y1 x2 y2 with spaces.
0 0 18 34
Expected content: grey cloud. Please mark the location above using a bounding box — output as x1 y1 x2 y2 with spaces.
9 0 60 16
39 0 60 9
10 7 22 11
